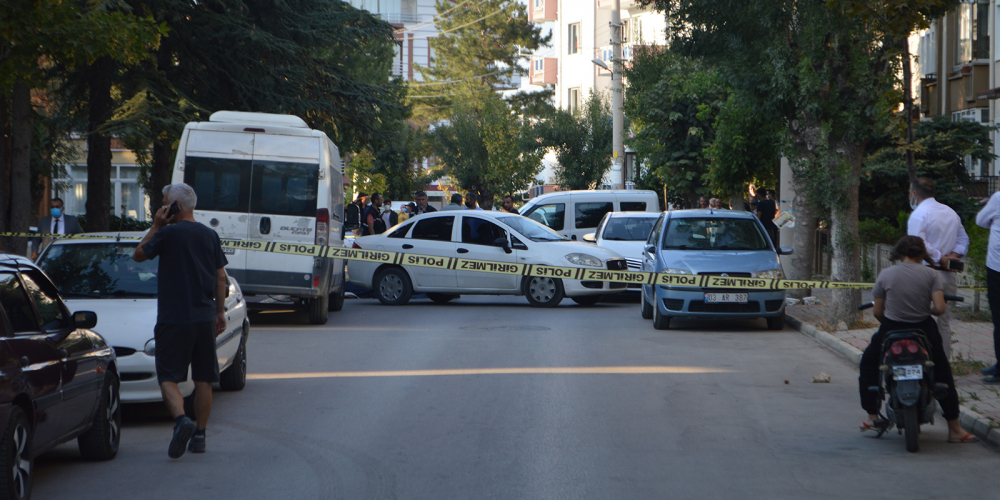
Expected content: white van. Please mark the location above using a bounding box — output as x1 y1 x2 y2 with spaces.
519 190 660 241
171 111 345 324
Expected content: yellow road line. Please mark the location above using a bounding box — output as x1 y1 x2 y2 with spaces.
247 366 735 380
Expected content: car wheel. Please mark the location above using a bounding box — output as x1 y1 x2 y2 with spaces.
375 267 413 305
523 276 564 308
767 312 786 331
1 406 32 500
307 293 329 325
78 371 121 461
427 293 459 304
329 265 346 312
641 287 653 320
571 295 602 306
220 332 248 391
653 303 671 330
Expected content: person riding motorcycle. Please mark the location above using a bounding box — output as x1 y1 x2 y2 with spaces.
858 236 978 444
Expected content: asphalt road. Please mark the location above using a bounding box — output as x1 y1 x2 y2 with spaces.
33 295 1000 499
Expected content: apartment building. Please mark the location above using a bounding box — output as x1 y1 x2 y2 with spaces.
912 0 999 181
345 0 438 82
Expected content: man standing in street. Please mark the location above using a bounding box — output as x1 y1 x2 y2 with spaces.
362 192 387 235
976 190 1000 382
501 195 519 215
414 191 437 215
133 183 228 458
345 192 368 238
382 198 399 228
464 192 483 210
31 197 82 259
442 193 464 211
908 178 968 360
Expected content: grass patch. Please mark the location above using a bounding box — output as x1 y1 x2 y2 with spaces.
951 353 989 377
956 308 993 323
971 405 980 413
969 391 981 401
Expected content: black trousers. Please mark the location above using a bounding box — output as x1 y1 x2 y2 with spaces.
858 316 960 421
988 268 1000 365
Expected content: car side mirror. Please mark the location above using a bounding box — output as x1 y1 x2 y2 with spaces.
494 237 512 254
644 244 656 255
778 246 794 255
582 233 596 243
73 311 98 329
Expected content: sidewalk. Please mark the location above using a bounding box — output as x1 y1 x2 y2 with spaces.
786 288 1000 448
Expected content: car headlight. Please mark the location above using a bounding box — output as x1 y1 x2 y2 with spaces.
564 253 604 268
144 339 155 357
663 268 693 275
756 269 785 279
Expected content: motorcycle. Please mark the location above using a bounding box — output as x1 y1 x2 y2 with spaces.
858 294 963 453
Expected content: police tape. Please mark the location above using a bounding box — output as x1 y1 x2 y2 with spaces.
1 231 875 291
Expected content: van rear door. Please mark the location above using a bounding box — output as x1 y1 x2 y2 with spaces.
182 130 254 273
245 134 321 291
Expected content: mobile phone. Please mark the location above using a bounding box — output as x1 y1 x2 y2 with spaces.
166 201 180 218
948 260 965 272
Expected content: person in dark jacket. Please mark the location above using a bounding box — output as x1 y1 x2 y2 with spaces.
362 192 387 235
31 197 82 259
755 189 779 247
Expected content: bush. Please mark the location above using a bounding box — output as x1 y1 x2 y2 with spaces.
965 218 988 286
77 214 153 232
858 215 906 245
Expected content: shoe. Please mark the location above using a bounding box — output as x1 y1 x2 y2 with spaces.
188 433 206 454
948 432 980 444
169 416 196 459
983 364 998 376
984 375 1000 385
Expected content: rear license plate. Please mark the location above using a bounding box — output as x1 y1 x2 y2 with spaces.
222 247 236 255
893 365 923 380
705 293 748 303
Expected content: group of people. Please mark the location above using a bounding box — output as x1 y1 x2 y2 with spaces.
346 191 521 237
696 188 780 247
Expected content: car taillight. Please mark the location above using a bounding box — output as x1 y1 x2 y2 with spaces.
313 275 320 288
315 209 329 246
353 241 362 249
891 343 903 355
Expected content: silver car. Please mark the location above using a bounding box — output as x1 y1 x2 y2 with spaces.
640 209 792 330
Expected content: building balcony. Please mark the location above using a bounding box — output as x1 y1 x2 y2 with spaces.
528 0 556 23
530 57 558 85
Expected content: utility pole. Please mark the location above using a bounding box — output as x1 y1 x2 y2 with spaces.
610 0 624 189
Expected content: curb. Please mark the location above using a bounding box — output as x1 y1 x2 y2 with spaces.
786 313 1000 450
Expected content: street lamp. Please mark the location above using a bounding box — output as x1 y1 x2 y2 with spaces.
591 58 609 71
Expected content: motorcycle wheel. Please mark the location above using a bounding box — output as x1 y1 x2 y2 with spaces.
904 406 919 453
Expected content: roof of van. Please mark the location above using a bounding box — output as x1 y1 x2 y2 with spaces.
209 111 309 129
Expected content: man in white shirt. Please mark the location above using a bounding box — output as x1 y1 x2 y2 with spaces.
976 190 1000 382
907 178 969 359
31 197 82 259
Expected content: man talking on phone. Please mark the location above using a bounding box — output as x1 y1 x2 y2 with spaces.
133 183 228 458
907 177 968 359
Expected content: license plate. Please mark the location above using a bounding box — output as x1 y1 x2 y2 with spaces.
705 293 748 303
893 365 923 380
222 247 236 255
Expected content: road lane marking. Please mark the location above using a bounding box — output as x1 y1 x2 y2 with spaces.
247 366 736 380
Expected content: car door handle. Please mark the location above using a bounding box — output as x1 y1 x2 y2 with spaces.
402 244 413 249
19 356 29 367
457 248 469 254
58 348 69 358
259 217 271 235
571 235 577 240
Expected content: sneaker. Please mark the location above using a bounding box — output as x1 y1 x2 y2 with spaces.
168 416 196 459
982 364 998 376
983 375 1000 385
188 433 206 454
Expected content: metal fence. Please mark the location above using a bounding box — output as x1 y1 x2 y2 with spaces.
966 175 1000 199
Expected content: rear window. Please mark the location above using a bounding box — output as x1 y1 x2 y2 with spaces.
388 222 413 238
662 217 769 251
575 202 613 229
251 161 319 217
602 217 655 241
411 216 454 241
185 156 252 213
620 201 647 211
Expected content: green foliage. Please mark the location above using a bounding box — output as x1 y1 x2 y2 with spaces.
434 99 544 209
346 150 387 200
373 125 433 201
858 217 906 246
77 214 153 232
860 116 995 222
542 91 613 190
965 218 989 286
704 93 782 205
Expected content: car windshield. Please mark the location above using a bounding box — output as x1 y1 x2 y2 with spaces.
662 217 770 251
496 215 567 241
37 243 159 298
602 217 655 241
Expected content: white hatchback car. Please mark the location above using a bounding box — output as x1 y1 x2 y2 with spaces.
583 212 661 292
36 233 249 403
349 212 628 307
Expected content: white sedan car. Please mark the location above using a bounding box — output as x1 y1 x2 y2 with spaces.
583 212 661 292
36 233 249 403
349 211 628 307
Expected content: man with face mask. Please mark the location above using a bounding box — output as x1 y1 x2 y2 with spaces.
31 197 82 260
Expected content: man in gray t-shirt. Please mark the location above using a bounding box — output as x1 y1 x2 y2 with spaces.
872 262 943 323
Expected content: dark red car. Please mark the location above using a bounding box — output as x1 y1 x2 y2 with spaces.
0 254 120 500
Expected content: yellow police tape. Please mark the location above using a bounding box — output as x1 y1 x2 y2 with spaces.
1 231 876 291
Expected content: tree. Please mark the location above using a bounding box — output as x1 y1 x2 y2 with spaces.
372 124 433 201
434 99 544 209
346 150 387 200
543 91 613 190
704 93 782 211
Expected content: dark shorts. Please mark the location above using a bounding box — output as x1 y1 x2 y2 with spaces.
154 322 220 384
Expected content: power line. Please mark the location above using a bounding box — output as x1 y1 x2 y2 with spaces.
406 8 507 40
397 0 486 33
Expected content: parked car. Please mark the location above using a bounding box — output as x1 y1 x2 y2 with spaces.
640 209 792 330
35 234 249 403
349 212 628 307
520 190 660 242
0 253 120 500
583 212 661 292
173 110 346 324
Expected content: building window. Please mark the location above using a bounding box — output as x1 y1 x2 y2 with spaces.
568 88 580 113
535 0 542 7
958 1 989 64
568 23 580 55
